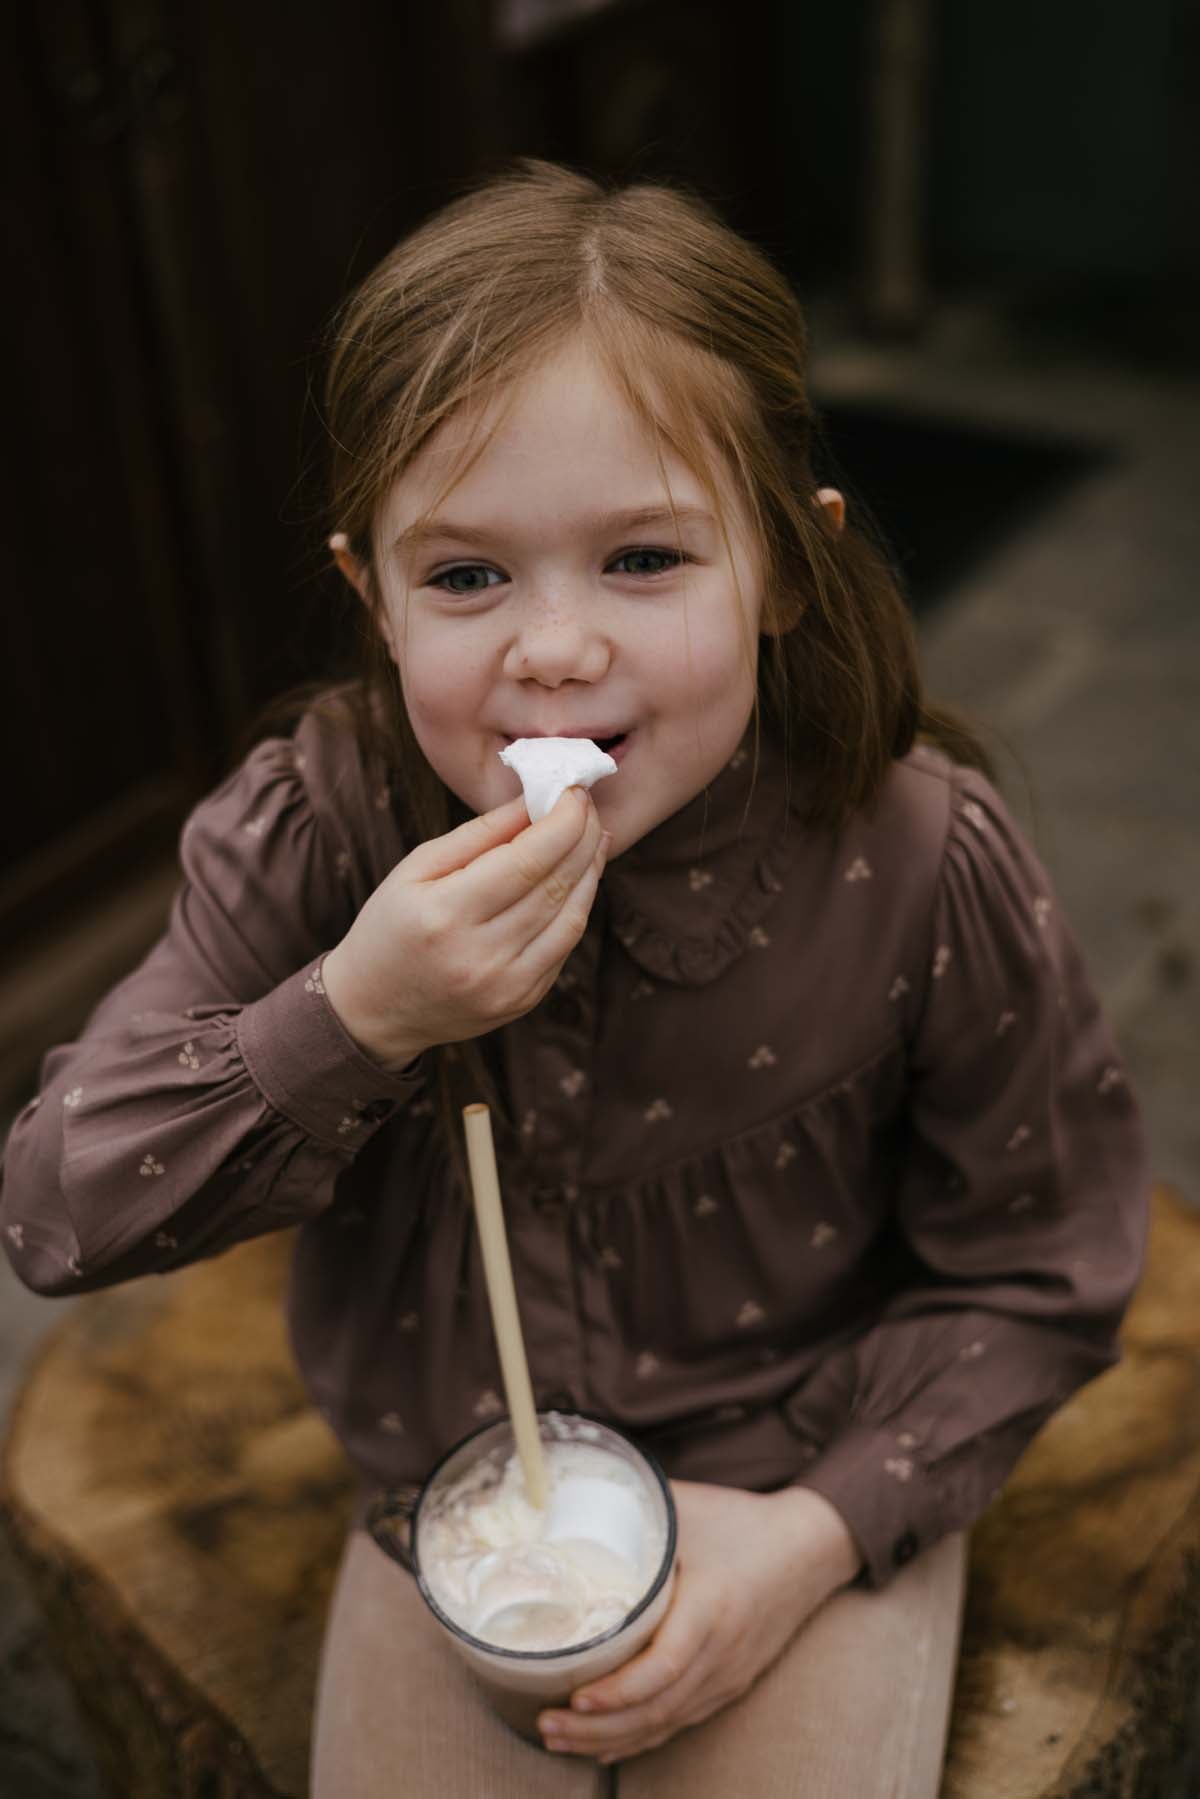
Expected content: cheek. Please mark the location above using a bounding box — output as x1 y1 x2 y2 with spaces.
659 580 758 680
664 612 757 717
394 627 487 732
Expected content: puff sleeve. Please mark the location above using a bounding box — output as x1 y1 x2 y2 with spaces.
787 767 1151 1587
1 710 424 1296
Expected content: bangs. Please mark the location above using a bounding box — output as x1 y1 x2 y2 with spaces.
586 310 767 570
375 308 771 640
585 310 771 804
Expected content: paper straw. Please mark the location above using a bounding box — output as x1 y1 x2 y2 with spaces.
462 1103 548 1509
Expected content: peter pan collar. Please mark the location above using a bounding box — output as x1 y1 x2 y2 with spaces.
601 728 805 986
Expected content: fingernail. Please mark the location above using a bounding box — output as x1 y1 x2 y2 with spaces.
598 832 613 861
573 1695 594 1712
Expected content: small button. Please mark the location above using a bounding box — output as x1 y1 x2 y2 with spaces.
892 1531 919 1567
547 990 583 1029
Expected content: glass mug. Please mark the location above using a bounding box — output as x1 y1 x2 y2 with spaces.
367 1412 678 1744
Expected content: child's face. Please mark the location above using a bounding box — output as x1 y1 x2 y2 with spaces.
372 337 763 858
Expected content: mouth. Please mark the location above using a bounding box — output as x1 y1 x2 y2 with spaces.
502 730 631 761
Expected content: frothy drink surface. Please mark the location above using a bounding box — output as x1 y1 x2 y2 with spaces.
418 1434 666 1652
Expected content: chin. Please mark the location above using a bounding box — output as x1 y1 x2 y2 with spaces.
439 759 514 820
598 800 662 860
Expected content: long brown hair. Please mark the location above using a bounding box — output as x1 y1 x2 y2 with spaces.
314 157 990 1147
320 156 988 836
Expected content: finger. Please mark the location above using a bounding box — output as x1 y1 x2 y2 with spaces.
446 787 600 925
540 1645 716 1758
487 816 609 956
402 796 531 882
574 1568 710 1714
504 837 608 998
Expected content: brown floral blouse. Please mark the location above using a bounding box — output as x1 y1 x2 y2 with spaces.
1 695 1150 1587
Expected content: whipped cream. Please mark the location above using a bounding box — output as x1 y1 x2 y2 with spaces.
498 736 618 823
417 1435 665 1653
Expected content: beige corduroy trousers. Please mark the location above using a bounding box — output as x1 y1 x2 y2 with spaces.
311 1526 966 1797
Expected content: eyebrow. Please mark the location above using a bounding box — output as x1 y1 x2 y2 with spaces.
392 504 715 557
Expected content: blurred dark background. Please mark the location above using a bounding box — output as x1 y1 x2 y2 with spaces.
3 0 1197 1106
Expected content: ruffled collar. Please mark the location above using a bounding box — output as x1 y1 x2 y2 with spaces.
601 728 807 986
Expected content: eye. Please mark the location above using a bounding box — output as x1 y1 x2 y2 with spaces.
427 564 504 596
609 547 688 577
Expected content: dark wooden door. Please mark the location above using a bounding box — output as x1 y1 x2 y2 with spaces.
2 0 503 1093
2 0 780 1100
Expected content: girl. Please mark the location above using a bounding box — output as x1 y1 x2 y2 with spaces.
2 158 1148 1796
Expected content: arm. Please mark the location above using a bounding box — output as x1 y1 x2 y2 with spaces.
538 768 1149 1763
784 768 1151 1587
2 706 609 1297
1 717 423 1295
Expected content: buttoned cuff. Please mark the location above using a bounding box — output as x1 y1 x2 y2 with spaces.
237 958 425 1151
790 1427 934 1590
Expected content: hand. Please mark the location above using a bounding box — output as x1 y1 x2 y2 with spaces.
322 788 608 1070
538 1480 863 1765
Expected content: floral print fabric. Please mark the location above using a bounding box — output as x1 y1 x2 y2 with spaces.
1 694 1149 1586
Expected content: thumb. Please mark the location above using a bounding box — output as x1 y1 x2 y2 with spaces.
401 796 530 883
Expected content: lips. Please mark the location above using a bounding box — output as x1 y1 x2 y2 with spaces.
503 729 630 760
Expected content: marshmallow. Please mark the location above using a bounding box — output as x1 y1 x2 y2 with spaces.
418 1437 664 1653
498 736 618 823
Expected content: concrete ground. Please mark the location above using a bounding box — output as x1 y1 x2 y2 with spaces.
1 303 1197 1796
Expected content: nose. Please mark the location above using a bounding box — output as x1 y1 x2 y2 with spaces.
502 590 612 687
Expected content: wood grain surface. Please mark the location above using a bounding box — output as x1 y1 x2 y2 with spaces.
1 1229 353 1797
942 1184 1200 1798
3 1190 1197 1798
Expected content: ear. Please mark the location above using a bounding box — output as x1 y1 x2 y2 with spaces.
329 532 371 601
762 487 847 638
814 487 846 533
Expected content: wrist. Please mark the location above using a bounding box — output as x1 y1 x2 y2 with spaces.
322 943 428 1074
764 1486 864 1593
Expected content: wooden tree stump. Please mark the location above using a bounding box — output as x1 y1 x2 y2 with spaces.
3 1188 1198 1798
942 1183 1200 1798
1 1229 354 1798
